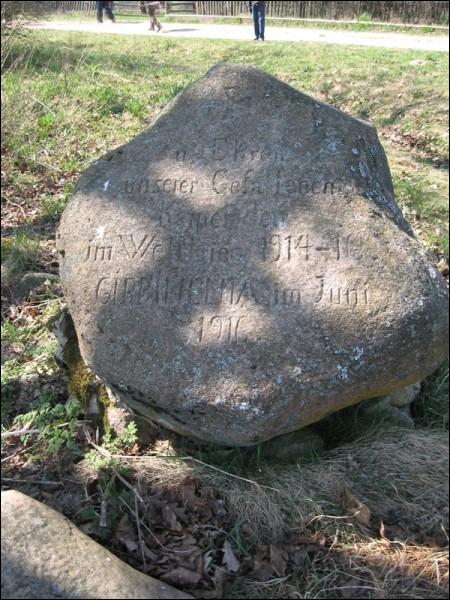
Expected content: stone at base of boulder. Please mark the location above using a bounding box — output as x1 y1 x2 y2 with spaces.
1 490 192 600
382 382 422 408
261 428 324 462
361 399 416 429
105 387 161 444
49 304 78 368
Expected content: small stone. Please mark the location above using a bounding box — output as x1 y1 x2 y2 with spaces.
360 395 416 429
1 490 192 600
384 382 422 408
105 388 160 444
261 428 324 462
49 305 78 368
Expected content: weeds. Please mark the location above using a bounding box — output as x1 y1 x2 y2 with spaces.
7 391 81 455
85 422 138 470
414 365 449 430
1 234 41 275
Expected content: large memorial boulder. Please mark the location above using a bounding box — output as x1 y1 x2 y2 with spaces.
57 64 449 446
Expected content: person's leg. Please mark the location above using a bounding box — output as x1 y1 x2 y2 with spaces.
259 4 265 40
148 8 157 30
105 7 115 21
253 6 260 39
96 1 103 23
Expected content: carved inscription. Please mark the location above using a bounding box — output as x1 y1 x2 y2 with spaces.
125 178 197 195
196 315 246 343
84 244 113 262
263 234 351 262
315 276 370 306
124 171 336 200
84 231 354 267
176 137 286 164
119 234 163 261
94 274 370 310
86 130 372 343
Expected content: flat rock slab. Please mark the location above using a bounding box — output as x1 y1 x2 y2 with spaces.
58 64 448 446
1 490 192 600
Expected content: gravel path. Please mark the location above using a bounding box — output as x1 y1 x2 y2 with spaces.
30 20 449 52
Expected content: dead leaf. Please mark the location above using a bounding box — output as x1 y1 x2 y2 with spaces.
290 548 308 567
79 522 94 535
222 539 240 573
269 544 287 578
340 486 371 526
162 505 182 532
142 543 159 562
116 514 138 552
161 567 202 587
250 561 274 582
213 566 228 598
203 550 215 573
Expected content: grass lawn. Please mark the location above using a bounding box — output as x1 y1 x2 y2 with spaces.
1 29 449 599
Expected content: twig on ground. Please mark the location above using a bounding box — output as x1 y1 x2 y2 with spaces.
112 466 144 504
134 494 147 569
2 421 82 440
184 455 281 493
30 95 56 116
1 441 41 463
308 513 360 525
86 438 145 503
1 477 63 486
5 199 27 217
119 496 193 555
1 428 40 439
93 447 281 493
99 497 108 528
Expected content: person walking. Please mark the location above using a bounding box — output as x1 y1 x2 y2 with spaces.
138 1 163 32
96 1 116 23
248 1 266 41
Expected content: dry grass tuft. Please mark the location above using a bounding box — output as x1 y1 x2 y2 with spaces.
233 542 448 599
198 429 448 544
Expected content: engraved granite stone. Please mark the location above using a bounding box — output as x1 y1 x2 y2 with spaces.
57 64 449 446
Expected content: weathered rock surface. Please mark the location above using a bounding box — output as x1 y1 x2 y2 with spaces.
1 490 192 600
57 64 448 446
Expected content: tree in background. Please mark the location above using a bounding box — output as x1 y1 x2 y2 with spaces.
1 1 51 23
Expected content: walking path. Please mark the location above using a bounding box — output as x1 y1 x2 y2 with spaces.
29 20 449 52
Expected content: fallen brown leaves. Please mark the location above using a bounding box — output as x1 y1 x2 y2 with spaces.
340 485 372 527
1 171 78 231
68 468 336 598
107 475 236 598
